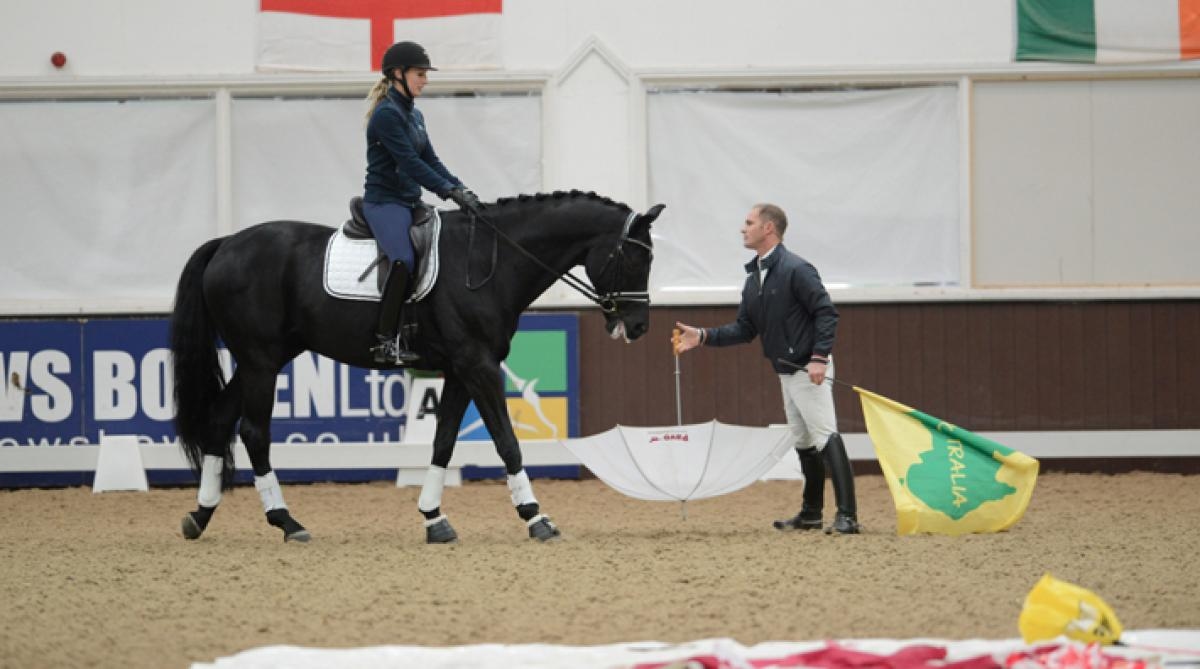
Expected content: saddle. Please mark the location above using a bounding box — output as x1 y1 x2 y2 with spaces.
323 197 442 302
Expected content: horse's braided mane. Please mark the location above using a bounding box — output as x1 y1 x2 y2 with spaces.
491 189 632 214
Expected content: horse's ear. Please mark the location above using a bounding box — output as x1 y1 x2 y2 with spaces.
639 204 666 224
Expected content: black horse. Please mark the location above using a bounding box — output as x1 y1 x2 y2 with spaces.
171 191 663 543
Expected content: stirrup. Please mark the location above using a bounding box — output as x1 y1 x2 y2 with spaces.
371 336 419 365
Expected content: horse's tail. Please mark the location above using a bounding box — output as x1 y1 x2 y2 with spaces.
170 237 237 488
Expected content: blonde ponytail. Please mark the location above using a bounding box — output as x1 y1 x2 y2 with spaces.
364 77 390 127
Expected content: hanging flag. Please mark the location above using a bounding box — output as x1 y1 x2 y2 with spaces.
855 387 1038 536
1016 0 1200 63
258 0 503 72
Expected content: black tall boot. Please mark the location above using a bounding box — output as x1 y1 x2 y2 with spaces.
822 433 860 534
370 262 420 365
772 447 825 531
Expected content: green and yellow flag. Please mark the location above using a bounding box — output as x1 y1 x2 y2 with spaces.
855 387 1039 536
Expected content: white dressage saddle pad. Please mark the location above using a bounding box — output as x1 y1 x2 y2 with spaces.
322 210 441 303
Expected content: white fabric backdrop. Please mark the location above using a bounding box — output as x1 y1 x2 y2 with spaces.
0 94 540 309
232 94 542 229
0 99 217 303
647 87 961 296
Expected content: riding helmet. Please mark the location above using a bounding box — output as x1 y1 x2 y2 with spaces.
381 41 437 76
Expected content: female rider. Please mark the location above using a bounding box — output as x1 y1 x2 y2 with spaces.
363 41 481 364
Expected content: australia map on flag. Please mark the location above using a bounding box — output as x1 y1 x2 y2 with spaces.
258 0 503 72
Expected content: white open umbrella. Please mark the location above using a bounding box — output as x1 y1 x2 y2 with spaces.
560 421 794 505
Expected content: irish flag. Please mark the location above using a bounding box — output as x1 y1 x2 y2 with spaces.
855 387 1039 536
1016 0 1200 63
258 0 503 72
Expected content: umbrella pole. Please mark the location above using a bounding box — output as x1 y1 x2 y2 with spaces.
673 356 683 426
672 328 683 426
672 328 686 520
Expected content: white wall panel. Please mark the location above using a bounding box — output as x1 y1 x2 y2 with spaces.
973 81 1095 287
2 0 1013 77
0 99 216 308
1 0 255 76
231 94 542 231
647 87 961 296
973 79 1200 287
1091 79 1200 285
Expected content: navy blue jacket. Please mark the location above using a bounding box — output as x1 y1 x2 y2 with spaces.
703 244 838 374
364 87 462 206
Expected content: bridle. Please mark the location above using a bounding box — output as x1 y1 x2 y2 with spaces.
584 211 653 313
466 209 652 314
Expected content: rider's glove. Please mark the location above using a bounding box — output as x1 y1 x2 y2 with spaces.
448 187 483 214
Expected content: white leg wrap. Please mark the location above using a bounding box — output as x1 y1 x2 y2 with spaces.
507 470 537 507
525 513 548 528
418 465 447 513
254 471 287 512
423 514 448 528
197 455 224 508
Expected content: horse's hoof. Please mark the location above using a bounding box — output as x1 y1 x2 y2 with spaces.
181 513 203 540
284 529 312 543
425 518 459 544
528 516 562 542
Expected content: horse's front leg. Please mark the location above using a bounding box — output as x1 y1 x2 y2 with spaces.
460 363 562 542
418 374 471 544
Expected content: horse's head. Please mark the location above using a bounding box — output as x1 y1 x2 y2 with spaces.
584 203 665 343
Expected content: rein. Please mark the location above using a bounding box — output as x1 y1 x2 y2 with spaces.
464 207 651 314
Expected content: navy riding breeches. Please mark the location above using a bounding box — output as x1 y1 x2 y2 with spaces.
362 201 415 273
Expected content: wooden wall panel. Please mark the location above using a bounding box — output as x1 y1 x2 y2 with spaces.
1080 306 1111 426
1011 303 1044 426
1178 306 1200 426
1105 302 1135 428
988 303 1019 430
1036 304 1063 430
571 300 1200 437
1151 302 1179 428
1128 303 1156 429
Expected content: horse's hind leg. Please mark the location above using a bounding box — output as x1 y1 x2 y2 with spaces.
240 368 311 543
182 374 241 540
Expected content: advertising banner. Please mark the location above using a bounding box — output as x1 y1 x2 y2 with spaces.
1 313 578 486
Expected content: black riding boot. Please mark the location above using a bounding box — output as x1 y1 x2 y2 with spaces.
822 433 860 534
773 447 825 531
370 262 420 365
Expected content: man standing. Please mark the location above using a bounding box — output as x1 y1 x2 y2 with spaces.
675 203 860 534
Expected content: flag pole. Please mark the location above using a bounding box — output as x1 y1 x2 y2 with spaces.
775 358 857 391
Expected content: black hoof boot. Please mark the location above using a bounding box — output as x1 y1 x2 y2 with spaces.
773 510 823 531
425 517 459 544
527 515 562 542
825 512 861 535
266 508 311 543
181 505 216 540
